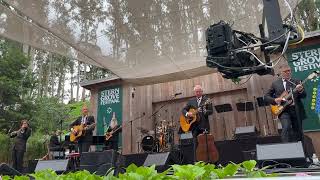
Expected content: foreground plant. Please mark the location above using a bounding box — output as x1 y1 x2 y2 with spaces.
0 160 276 180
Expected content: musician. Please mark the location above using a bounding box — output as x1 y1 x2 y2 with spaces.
70 106 95 153
265 65 306 142
10 120 32 173
105 113 122 151
181 85 213 137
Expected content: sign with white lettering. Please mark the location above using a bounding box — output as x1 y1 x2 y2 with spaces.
287 45 320 131
97 85 122 145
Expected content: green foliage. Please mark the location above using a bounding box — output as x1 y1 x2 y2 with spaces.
65 101 90 123
31 97 69 133
0 39 35 133
25 131 48 160
2 160 278 179
118 164 170 180
0 132 11 162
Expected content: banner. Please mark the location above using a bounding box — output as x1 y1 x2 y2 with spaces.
97 85 122 146
286 44 320 131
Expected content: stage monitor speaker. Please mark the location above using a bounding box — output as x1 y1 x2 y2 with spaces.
35 159 70 174
79 150 119 175
256 141 308 168
0 163 22 176
235 126 257 139
124 153 149 167
143 152 180 172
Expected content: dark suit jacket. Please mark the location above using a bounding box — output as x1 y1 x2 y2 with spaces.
10 128 32 152
264 78 307 119
182 95 213 132
70 115 95 142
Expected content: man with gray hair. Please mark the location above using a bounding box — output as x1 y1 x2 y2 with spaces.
265 65 306 142
181 85 213 137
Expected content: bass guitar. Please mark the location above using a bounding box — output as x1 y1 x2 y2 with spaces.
70 123 96 142
105 126 122 141
179 98 212 133
196 131 219 163
271 71 319 116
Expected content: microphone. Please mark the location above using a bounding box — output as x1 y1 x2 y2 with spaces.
174 92 182 96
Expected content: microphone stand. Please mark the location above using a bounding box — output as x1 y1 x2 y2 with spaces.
261 88 270 135
129 113 145 153
148 94 180 153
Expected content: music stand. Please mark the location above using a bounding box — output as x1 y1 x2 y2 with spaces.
236 102 254 126
214 104 233 139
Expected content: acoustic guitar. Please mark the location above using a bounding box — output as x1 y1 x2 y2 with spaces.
105 126 122 141
179 98 212 133
70 123 96 142
271 71 319 116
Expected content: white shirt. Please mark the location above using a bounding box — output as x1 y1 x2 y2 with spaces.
81 116 87 124
197 97 202 106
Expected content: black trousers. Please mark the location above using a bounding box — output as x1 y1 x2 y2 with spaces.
279 106 303 142
12 149 24 173
104 141 119 152
78 141 91 153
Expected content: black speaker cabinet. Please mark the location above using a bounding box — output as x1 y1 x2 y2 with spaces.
235 126 257 139
143 151 181 172
35 159 71 174
256 141 308 168
79 150 119 175
0 163 22 176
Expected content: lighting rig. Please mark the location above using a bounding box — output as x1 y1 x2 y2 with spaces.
205 0 303 79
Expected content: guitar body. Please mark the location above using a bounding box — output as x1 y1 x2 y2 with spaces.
105 126 122 141
270 91 293 116
196 133 219 163
270 71 319 116
70 124 85 142
179 108 198 133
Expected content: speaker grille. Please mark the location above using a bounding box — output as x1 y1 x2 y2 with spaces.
256 141 305 160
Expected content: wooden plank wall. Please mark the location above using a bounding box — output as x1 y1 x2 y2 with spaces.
86 36 320 157
120 73 280 154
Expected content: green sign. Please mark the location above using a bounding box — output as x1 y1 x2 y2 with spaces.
97 85 122 146
287 44 320 131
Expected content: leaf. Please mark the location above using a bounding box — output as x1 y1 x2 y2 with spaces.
223 163 239 176
241 160 257 172
125 164 138 173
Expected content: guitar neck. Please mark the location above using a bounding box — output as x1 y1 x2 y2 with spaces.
284 78 307 99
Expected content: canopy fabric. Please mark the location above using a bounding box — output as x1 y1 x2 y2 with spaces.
0 0 299 84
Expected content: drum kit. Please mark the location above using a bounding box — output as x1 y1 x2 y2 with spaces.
138 120 175 153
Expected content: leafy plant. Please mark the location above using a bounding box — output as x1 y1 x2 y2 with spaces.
118 164 170 180
1 160 278 179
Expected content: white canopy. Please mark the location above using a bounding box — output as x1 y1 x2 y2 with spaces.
0 0 299 84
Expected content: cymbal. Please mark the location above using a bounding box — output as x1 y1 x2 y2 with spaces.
137 127 154 135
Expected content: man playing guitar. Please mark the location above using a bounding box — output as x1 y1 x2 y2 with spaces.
181 85 213 137
69 106 96 153
265 65 306 142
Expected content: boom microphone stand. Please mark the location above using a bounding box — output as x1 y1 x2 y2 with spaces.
148 93 182 153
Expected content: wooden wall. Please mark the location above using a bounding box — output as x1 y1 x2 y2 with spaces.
120 73 280 154
85 34 320 157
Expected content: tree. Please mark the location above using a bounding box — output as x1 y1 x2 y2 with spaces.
0 39 35 132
